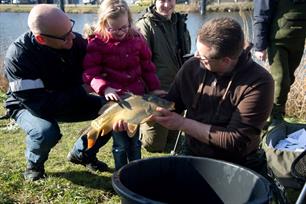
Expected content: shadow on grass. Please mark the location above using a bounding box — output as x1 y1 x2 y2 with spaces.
49 170 116 192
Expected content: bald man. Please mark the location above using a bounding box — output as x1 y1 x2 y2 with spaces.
4 4 111 181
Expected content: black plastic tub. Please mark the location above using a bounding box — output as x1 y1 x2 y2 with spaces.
112 156 273 204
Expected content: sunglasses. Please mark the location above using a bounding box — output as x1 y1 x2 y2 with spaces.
40 19 75 41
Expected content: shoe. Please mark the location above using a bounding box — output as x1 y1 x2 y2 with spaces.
23 166 46 181
67 152 109 172
86 158 109 172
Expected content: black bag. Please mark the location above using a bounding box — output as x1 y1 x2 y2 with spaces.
291 150 306 204
262 122 306 189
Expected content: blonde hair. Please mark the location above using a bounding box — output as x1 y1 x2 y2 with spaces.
95 0 135 41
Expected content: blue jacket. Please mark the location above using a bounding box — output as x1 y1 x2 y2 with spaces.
253 0 276 51
4 31 90 118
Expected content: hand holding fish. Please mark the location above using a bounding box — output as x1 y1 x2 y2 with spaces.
104 87 121 101
152 107 212 144
113 119 128 132
151 107 185 131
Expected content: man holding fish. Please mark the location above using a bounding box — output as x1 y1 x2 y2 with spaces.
118 17 274 173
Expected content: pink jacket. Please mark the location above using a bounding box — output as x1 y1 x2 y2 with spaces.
83 32 160 95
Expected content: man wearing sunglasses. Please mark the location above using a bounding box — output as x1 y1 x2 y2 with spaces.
3 4 111 181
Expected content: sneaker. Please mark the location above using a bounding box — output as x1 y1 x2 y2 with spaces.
67 152 109 172
23 166 46 181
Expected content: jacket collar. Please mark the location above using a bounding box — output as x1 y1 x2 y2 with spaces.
234 42 254 74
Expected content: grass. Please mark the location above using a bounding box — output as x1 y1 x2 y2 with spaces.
0 90 304 203
0 93 168 203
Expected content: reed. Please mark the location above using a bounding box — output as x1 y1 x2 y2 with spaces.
286 53 306 120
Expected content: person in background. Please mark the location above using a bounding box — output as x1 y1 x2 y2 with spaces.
253 0 306 126
4 4 110 181
136 0 191 152
80 0 165 171
150 17 274 173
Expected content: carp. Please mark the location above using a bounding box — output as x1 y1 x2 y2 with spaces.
85 93 175 149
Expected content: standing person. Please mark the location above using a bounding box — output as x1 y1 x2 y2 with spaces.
253 0 306 126
150 17 274 172
136 0 191 152
4 4 111 181
80 0 165 171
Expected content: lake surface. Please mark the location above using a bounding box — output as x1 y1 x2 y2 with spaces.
0 11 254 71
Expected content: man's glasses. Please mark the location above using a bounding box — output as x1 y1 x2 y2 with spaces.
106 24 130 33
40 19 75 41
194 50 220 63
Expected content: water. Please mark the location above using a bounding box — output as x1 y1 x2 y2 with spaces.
0 11 254 71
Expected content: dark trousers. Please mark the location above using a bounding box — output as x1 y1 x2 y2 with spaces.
112 130 141 170
268 38 305 119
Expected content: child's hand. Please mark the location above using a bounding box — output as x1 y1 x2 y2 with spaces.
104 87 121 101
113 119 128 132
150 89 168 97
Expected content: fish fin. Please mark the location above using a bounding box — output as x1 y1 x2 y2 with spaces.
141 115 153 123
127 123 138 138
87 129 99 149
87 126 112 150
100 126 112 137
144 120 155 127
122 92 134 99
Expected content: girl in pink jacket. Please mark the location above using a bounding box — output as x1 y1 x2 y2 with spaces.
83 0 165 170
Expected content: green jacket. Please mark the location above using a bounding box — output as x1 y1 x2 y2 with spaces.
271 0 306 43
253 0 306 50
136 5 191 90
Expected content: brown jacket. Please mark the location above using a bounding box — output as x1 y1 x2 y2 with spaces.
167 49 274 164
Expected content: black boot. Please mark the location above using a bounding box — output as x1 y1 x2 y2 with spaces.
268 104 285 130
24 165 46 181
67 152 109 173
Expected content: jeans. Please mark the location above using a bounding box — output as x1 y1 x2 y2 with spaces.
70 132 111 162
14 94 108 168
112 130 141 170
15 109 61 168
